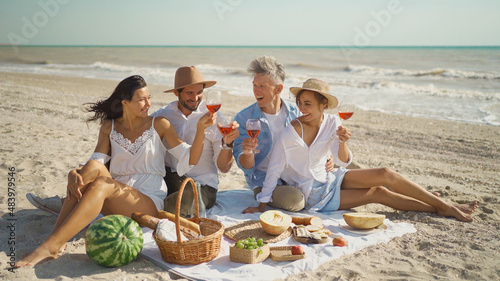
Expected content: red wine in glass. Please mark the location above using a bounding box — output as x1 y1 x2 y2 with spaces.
338 103 355 121
205 90 222 135
246 119 261 153
337 103 354 142
217 114 233 149
338 111 354 120
206 90 222 114
207 104 221 114
247 129 260 138
218 125 233 135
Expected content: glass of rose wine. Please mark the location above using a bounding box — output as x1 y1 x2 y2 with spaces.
206 90 222 114
205 90 222 135
338 103 355 121
246 118 261 154
217 114 233 150
336 102 355 142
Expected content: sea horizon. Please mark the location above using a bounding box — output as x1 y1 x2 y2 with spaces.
1 46 499 126
1 44 500 49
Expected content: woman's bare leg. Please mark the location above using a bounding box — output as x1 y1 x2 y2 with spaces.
16 172 158 267
54 160 111 231
341 168 476 221
338 186 435 212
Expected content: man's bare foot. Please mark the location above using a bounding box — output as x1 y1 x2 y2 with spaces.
436 204 473 222
15 244 65 267
455 202 478 214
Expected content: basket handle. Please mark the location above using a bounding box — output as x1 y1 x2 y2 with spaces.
174 177 199 245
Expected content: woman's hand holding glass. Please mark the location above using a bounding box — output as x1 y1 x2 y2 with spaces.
336 125 351 143
217 114 240 149
335 102 354 142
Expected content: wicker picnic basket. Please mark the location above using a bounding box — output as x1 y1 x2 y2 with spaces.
153 178 224 265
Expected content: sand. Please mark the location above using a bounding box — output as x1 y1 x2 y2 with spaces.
0 71 498 280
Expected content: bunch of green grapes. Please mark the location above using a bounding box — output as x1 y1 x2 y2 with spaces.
234 237 265 250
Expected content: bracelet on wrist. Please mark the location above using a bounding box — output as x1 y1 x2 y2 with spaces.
222 139 234 148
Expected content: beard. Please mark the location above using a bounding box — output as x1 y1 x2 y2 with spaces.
179 98 200 112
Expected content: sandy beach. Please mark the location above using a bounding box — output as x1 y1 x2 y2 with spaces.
0 71 499 280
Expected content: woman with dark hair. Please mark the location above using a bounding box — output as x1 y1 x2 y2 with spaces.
16 75 215 267
243 78 477 222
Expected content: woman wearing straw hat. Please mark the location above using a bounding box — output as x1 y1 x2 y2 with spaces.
243 78 477 222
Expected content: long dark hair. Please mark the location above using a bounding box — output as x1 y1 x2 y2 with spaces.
85 75 147 124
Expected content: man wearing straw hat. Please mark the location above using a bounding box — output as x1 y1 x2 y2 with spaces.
26 66 239 218
153 66 239 217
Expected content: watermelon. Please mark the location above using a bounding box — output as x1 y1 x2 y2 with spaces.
85 214 143 267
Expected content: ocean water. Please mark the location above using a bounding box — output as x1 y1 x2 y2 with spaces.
1 46 499 126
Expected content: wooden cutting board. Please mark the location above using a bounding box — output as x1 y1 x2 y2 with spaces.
292 227 328 244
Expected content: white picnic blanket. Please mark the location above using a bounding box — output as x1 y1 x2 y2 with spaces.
140 189 416 281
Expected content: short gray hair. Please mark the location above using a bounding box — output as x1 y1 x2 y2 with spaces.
247 55 285 85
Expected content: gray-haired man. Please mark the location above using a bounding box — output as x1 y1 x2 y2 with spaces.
233 55 334 213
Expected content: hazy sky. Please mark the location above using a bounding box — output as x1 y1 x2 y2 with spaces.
1 0 499 46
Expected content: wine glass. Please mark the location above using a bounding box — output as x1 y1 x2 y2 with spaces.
217 114 233 150
246 119 261 154
206 90 222 115
336 102 355 142
338 103 355 121
205 90 222 135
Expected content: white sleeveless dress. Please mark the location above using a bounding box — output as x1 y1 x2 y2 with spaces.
109 117 168 210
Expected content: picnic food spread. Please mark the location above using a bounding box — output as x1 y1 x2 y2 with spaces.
94 210 387 266
87 178 387 268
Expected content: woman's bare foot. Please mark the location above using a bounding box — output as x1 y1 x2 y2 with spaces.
15 243 65 267
455 202 478 214
436 204 474 222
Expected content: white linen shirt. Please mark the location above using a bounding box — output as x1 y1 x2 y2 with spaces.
151 100 225 189
257 114 352 204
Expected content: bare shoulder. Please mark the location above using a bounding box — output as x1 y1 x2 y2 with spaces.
154 116 171 126
154 116 172 133
99 120 112 134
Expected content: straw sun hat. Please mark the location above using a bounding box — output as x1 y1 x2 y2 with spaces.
164 66 216 93
289 78 338 109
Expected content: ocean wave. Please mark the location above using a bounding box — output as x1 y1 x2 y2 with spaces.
286 62 334 71
0 56 50 65
345 65 500 80
322 78 500 102
90 61 137 72
195 64 246 75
